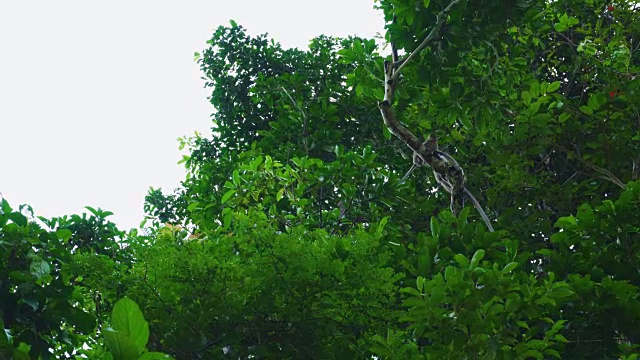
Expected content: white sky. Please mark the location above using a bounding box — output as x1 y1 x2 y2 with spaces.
0 1 383 229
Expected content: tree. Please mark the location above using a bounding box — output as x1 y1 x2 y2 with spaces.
1 0 639 358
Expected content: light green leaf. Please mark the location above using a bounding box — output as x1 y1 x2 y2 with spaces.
469 249 485 269
138 352 175 360
232 170 240 187
56 228 72 242
223 210 233 229
554 23 567 32
416 276 425 292
104 329 141 360
221 189 236 204
502 262 518 274
454 254 470 269
558 113 571 123
548 81 561 92
579 105 593 115
108 298 149 357
458 116 473 130
516 320 530 329
30 258 50 279
430 216 440 238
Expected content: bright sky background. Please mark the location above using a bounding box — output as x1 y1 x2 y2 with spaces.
0 1 383 229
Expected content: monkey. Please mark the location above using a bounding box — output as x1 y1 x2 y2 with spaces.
399 134 438 183
401 134 495 232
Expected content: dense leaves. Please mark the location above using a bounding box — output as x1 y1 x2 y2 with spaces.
2 0 640 358
0 200 96 359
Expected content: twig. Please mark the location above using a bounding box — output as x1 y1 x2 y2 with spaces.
392 0 461 79
555 144 627 190
280 85 309 155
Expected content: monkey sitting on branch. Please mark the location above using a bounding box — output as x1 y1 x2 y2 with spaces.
377 0 494 232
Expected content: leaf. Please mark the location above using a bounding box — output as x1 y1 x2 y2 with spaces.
221 189 236 204
516 320 530 329
430 216 440 238
30 258 50 279
529 81 540 98
454 254 470 269
519 349 544 359
458 116 473 130
416 276 425 292
457 207 469 229
444 266 456 282
353 39 364 57
400 287 421 296
502 262 518 274
232 170 240 187
382 125 391 140
223 210 233 229
108 298 149 357
554 215 576 228
423 0 430 8
186 202 200 212
547 283 575 298
567 16 579 26
551 319 567 332
469 249 485 269
8 212 27 227
56 228 73 242
579 105 593 115
527 339 547 350
526 101 541 115
104 329 143 360
548 81 561 92
554 23 567 32
138 352 175 360
530 113 551 126
13 343 31 360
558 112 571 123
544 349 562 359
553 334 569 343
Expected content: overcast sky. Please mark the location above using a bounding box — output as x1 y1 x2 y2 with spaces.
0 1 383 229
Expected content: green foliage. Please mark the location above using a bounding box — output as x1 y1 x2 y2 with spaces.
0 199 96 359
124 212 401 358
104 298 150 359
3 0 640 358
102 297 173 360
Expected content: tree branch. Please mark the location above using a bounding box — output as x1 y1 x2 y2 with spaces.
392 0 461 80
379 0 495 232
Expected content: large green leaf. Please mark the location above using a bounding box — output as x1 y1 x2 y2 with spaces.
104 297 149 360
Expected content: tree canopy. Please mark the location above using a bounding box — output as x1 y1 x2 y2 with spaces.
2 0 640 359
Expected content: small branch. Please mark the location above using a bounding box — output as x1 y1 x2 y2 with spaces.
555 144 627 190
392 0 461 80
280 86 309 155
